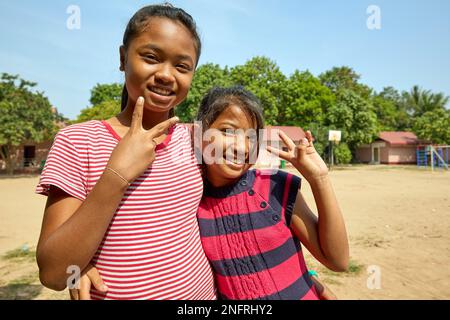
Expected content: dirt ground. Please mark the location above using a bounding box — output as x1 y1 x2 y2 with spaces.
1 165 449 300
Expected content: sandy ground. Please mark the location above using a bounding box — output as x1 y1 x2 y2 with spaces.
0 165 449 300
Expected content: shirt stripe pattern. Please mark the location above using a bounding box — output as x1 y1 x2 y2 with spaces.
36 120 217 300
198 169 319 300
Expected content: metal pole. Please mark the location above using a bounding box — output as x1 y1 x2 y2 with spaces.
430 146 434 172
330 141 334 167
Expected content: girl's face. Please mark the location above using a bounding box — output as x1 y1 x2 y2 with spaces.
203 105 257 188
120 17 197 113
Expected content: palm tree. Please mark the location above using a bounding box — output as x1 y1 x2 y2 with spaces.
403 85 449 117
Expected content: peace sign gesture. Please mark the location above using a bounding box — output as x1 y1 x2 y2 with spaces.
266 130 329 183
106 97 179 186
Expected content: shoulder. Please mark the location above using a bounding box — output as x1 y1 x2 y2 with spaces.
254 169 301 224
53 120 113 147
170 123 194 146
57 120 104 138
173 123 192 138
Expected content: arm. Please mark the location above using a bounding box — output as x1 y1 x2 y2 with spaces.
310 274 338 300
36 172 128 291
290 184 349 272
37 97 179 291
267 130 349 272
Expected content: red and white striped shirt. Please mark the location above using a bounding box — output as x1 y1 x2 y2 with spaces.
35 120 217 300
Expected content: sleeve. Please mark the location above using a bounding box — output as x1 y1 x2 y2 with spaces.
284 173 301 226
267 170 302 226
35 131 88 201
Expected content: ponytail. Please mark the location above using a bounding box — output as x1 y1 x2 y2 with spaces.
121 84 128 111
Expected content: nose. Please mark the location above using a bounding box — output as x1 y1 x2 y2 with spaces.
155 63 175 84
229 134 248 160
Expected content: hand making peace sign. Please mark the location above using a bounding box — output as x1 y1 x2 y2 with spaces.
266 130 329 183
106 96 179 186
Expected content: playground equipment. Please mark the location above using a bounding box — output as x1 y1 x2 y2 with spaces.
416 145 449 170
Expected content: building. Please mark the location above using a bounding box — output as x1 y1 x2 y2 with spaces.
355 131 427 165
0 107 67 173
256 126 308 168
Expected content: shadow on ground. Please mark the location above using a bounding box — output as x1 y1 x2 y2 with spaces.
0 283 43 300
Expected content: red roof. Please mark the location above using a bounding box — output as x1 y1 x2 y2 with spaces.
264 126 307 142
378 131 419 146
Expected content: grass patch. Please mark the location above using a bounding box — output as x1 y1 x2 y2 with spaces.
0 283 42 300
2 246 36 262
346 259 364 275
306 257 365 278
0 273 42 300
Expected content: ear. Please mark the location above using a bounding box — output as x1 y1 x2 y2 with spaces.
119 45 126 71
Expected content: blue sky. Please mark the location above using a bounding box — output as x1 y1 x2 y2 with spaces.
1 0 449 119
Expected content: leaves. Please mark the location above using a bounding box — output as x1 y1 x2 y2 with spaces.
89 83 123 106
413 108 450 144
74 100 121 123
0 73 58 174
403 85 449 117
177 63 231 122
13 58 444 169
229 56 286 125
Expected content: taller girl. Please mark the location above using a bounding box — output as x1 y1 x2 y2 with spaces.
35 4 217 299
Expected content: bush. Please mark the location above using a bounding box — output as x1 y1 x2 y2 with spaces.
334 142 352 164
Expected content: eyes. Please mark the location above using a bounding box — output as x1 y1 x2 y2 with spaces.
142 53 193 73
219 128 255 143
220 128 236 137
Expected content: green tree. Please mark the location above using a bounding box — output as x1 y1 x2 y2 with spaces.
325 90 378 154
372 87 411 131
334 142 352 164
413 108 450 144
403 85 449 117
74 83 124 123
0 73 57 174
75 100 121 123
319 66 372 98
177 63 231 122
89 83 123 106
230 56 286 125
280 70 336 151
280 70 335 127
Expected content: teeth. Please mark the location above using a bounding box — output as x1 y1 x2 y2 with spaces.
151 87 172 96
225 157 245 165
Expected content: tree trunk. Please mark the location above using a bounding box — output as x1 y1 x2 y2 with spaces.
2 145 17 175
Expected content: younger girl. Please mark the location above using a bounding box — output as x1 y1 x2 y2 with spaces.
35 4 217 300
195 86 349 300
71 86 347 300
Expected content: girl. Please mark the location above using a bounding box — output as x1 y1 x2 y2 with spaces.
75 86 348 300
194 86 349 299
35 4 217 300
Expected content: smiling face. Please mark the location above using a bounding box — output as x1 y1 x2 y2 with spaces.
120 17 198 113
203 104 258 188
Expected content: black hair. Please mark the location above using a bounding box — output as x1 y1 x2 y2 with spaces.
196 86 264 130
196 86 265 162
120 3 202 112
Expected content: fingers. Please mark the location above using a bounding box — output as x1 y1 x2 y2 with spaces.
278 130 296 151
69 288 79 300
79 274 92 300
296 136 309 158
305 130 313 143
266 146 291 161
130 96 145 131
87 266 108 293
148 116 179 139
